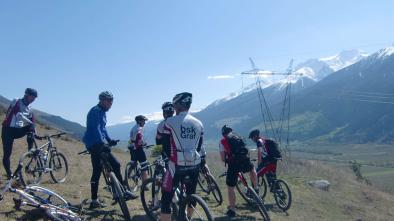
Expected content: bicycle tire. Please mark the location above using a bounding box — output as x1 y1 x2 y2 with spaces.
49 152 69 183
20 151 43 186
248 187 270 221
273 179 292 211
110 172 131 221
197 170 209 193
25 185 69 208
258 176 268 199
206 174 223 205
179 194 213 221
140 177 161 221
235 178 253 204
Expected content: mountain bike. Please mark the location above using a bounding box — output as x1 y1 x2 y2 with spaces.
19 132 69 186
197 164 222 205
220 171 270 221
0 155 83 221
124 145 154 192
141 158 213 221
256 158 292 211
78 141 131 221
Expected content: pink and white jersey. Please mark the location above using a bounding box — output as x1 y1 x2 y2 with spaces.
163 111 204 167
2 98 34 128
129 124 144 149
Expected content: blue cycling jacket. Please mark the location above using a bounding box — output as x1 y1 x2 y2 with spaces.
82 104 111 149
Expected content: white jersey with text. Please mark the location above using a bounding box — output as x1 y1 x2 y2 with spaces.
163 111 204 167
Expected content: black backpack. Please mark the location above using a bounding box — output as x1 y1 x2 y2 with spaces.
264 139 282 159
227 132 249 160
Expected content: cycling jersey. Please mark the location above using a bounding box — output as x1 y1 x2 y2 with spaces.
2 98 35 128
256 137 275 163
83 104 111 149
129 124 144 149
219 137 232 162
162 111 205 168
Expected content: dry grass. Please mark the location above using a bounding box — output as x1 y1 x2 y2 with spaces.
1 114 394 221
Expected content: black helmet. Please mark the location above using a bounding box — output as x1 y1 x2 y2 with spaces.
248 129 260 139
99 91 113 101
135 115 148 122
172 92 192 107
221 125 233 136
25 88 38 97
162 102 174 112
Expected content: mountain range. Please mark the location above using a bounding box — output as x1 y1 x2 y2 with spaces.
2 47 392 144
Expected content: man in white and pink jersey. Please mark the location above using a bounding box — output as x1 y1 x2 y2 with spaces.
128 115 149 183
160 92 205 221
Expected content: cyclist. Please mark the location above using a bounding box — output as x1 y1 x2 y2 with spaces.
156 102 174 158
249 129 278 192
2 88 37 179
128 114 149 184
160 92 205 221
83 91 137 209
220 125 258 217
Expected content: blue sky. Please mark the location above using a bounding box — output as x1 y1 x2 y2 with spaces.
1 0 394 125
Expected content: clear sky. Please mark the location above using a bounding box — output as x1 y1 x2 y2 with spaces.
1 0 393 125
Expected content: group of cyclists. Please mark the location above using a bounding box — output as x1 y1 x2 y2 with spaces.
1 88 281 220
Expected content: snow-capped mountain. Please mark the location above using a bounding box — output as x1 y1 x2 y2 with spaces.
319 49 369 71
213 49 369 106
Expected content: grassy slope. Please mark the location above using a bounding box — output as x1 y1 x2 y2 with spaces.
0 113 394 220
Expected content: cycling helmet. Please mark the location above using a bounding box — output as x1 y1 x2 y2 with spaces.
162 102 174 112
248 129 260 139
135 115 148 122
172 92 192 106
221 125 233 136
99 91 114 101
25 88 38 97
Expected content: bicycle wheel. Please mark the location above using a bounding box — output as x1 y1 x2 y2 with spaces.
206 174 223 205
49 152 69 183
110 172 131 221
26 185 69 207
235 179 253 204
141 177 162 221
46 207 82 221
20 151 43 186
273 179 292 211
258 176 268 199
248 187 270 221
179 194 213 221
124 162 139 192
197 170 209 193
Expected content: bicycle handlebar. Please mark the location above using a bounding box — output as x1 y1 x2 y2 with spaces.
34 132 67 140
78 140 121 155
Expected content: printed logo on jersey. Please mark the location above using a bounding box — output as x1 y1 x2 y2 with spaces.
180 125 196 139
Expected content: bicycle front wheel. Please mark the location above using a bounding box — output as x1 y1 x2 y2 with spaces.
274 179 292 211
20 151 43 186
197 170 209 193
110 172 131 221
141 177 162 221
206 174 223 205
248 187 270 221
235 179 253 204
124 162 139 192
49 152 69 183
258 176 268 199
179 194 213 221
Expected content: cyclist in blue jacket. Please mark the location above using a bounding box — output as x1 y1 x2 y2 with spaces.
83 91 137 209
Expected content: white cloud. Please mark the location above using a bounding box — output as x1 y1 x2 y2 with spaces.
207 75 235 80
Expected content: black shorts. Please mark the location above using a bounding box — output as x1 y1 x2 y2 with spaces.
130 148 147 163
226 159 254 187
